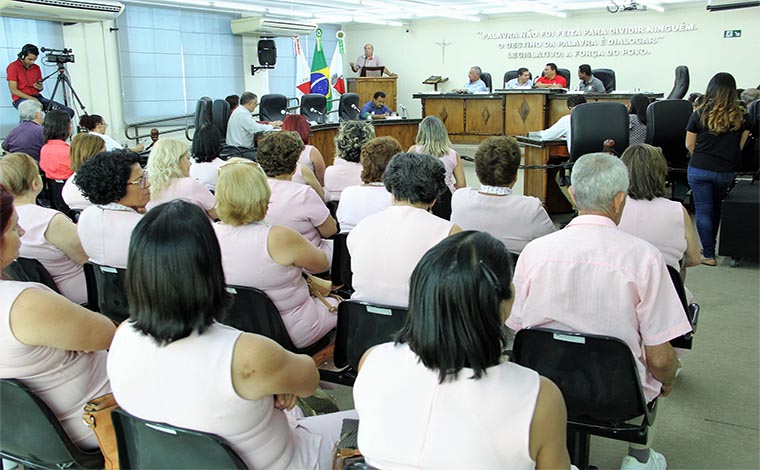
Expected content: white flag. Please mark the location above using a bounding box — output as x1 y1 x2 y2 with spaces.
294 35 311 98
329 31 346 109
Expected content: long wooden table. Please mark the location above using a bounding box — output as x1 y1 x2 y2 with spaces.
515 135 573 214
310 118 420 166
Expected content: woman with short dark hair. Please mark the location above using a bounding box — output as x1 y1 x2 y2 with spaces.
452 136 554 254
189 123 225 191
79 114 144 153
324 121 375 201
354 231 570 469
347 152 461 307
336 136 401 232
107 200 354 470
76 150 150 269
628 93 650 145
40 109 73 181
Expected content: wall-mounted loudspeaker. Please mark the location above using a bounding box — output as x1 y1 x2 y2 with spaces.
258 39 277 67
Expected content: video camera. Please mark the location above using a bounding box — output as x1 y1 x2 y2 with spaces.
41 47 75 65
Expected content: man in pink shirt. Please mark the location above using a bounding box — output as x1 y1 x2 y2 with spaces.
507 152 692 470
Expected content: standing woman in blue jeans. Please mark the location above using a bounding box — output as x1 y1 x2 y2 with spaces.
685 72 750 266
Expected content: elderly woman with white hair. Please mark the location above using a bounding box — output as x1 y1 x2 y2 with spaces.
1 99 44 161
324 121 375 201
145 138 217 219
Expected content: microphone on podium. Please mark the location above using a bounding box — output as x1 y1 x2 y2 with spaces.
309 107 324 116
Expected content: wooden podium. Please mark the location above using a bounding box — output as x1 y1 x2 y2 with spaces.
347 77 397 111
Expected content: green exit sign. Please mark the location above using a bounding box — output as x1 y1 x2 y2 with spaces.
723 30 742 38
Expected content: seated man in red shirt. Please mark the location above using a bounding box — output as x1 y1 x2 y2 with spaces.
535 63 568 89
6 44 74 118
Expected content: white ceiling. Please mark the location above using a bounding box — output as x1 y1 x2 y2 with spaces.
144 0 703 26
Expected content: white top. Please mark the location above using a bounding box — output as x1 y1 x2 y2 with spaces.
0 280 110 450
107 321 321 470
354 342 539 470
540 114 572 152
225 106 274 148
77 205 143 269
451 188 555 254
618 196 686 270
61 173 93 211
298 144 315 172
324 158 362 201
348 205 453 307
189 157 225 192
146 177 216 213
336 185 393 233
16 204 86 304
90 131 122 151
505 78 534 89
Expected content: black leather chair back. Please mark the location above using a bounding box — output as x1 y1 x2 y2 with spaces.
592 68 616 92
503 70 518 87
211 99 231 140
0 379 104 469
331 232 353 291
300 94 327 123
666 65 690 100
112 408 246 469
570 102 629 161
194 96 213 130
44 177 71 216
480 72 492 92
645 99 693 169
3 257 60 293
259 94 287 122
89 262 129 324
339 93 361 121
557 68 571 89
666 265 699 350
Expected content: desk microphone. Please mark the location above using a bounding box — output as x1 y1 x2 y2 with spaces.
398 103 408 119
280 110 287 115
309 107 324 116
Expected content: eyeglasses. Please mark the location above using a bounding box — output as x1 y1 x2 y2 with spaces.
127 172 149 189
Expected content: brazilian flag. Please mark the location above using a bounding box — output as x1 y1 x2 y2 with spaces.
310 29 331 107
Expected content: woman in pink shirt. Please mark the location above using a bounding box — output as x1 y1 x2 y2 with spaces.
146 139 218 219
214 158 337 349
282 114 327 185
39 109 73 181
354 231 571 469
0 186 116 451
0 153 88 304
62 133 106 211
323 121 375 201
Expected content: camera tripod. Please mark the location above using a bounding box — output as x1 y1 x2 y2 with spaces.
40 63 87 116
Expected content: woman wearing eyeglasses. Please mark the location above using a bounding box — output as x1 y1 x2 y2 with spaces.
0 152 88 304
75 150 150 269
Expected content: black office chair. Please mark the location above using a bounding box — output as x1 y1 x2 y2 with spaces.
194 96 213 130
557 68 571 89
646 99 693 201
301 93 328 123
3 257 60 293
592 68 616 92
320 300 409 386
667 265 699 350
211 98 231 141
259 94 288 122
666 66 690 100
503 70 519 88
88 262 129 323
513 327 657 469
44 177 72 217
570 102 629 161
0 379 104 470
480 72 493 92
331 232 353 292
223 285 331 357
111 408 246 470
339 93 361 121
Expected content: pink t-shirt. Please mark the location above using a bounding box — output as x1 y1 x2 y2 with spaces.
40 139 73 181
413 145 458 193
77 205 143 269
507 215 692 403
214 222 336 349
61 173 92 211
451 188 555 254
348 205 453 308
265 178 331 260
0 280 110 450
298 144 315 172
16 204 86 304
324 158 362 202
618 197 686 270
355 342 539 470
146 177 216 212
189 158 225 192
336 185 392 233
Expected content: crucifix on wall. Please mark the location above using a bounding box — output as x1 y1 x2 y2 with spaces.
434 40 451 65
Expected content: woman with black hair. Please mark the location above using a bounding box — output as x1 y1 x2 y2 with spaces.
75 150 150 269
628 93 650 146
685 72 750 266
39 109 73 181
79 114 144 153
107 200 353 470
189 123 225 191
353 231 570 469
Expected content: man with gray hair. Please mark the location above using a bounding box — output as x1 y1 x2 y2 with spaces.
2 99 44 161
507 152 691 470
454 66 487 94
225 91 281 148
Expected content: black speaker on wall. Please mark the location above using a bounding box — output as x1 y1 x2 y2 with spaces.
258 39 277 67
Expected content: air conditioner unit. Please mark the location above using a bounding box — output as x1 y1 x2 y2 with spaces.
0 0 124 23
707 0 759 10
231 16 317 37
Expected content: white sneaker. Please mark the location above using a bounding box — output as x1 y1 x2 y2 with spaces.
620 449 667 470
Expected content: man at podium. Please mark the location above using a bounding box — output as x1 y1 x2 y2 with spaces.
360 91 394 119
349 44 396 77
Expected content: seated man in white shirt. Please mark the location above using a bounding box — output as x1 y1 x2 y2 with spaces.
505 67 533 89
508 152 692 470
537 94 587 152
452 66 488 94
225 91 282 148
